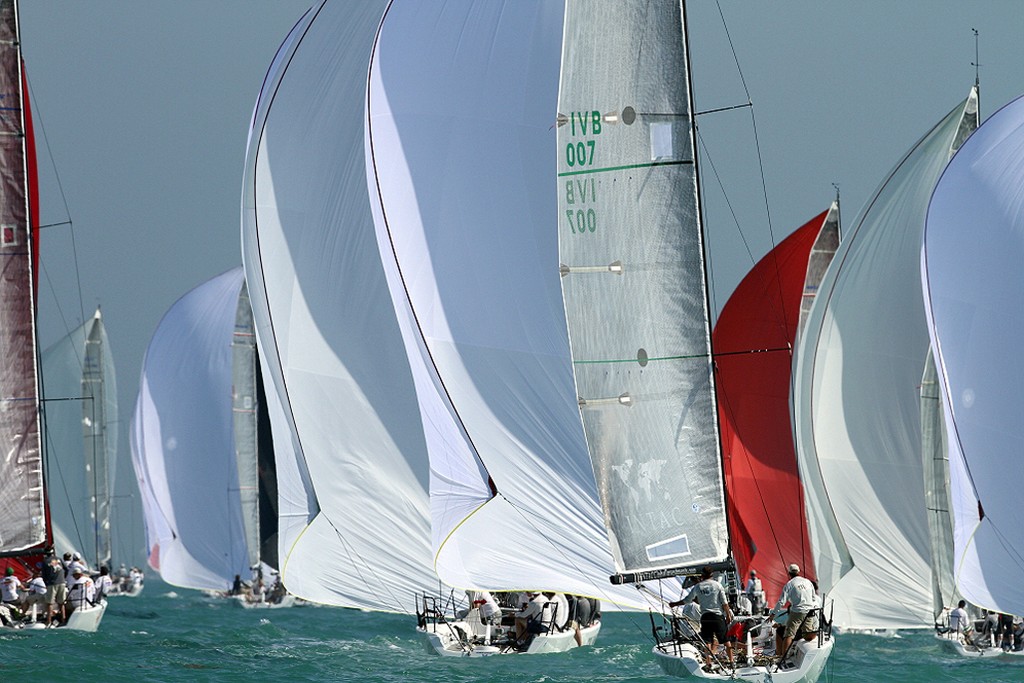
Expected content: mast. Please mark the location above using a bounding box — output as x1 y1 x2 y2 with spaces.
681 0 731 575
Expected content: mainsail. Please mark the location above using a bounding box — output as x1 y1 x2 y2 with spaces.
920 348 959 620
922 93 1024 616
366 0 649 606
0 0 47 564
715 208 837 602
557 0 726 581
130 268 252 590
793 88 979 629
42 309 117 569
241 0 437 612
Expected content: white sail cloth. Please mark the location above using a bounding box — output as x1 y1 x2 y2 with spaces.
241 0 438 612
366 0 652 608
923 93 1024 616
130 268 250 591
793 89 978 630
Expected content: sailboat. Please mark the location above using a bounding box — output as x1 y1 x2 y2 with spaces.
130 267 285 603
792 86 979 633
921 349 1002 657
42 309 119 579
240 0 441 616
0 0 105 632
922 93 1024 646
554 2 835 679
366 0 665 657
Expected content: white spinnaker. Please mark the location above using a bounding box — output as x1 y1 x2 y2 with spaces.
793 89 978 630
923 93 1024 616
241 0 437 612
367 0 650 608
129 268 249 591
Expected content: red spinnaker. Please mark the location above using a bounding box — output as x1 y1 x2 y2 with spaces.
714 211 827 604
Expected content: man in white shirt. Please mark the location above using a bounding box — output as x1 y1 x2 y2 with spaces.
94 567 114 601
948 600 969 635
773 563 817 661
67 568 96 612
23 568 47 615
512 591 547 646
1 567 22 609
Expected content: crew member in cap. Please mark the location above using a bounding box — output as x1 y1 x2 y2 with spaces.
66 566 95 616
772 563 817 661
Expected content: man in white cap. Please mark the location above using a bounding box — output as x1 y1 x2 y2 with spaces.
772 563 817 662
66 566 95 617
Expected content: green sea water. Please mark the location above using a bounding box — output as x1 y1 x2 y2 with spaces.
1 580 1021 682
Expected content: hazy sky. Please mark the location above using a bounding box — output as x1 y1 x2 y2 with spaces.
16 1 1024 567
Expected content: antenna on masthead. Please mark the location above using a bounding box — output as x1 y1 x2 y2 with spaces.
971 28 980 89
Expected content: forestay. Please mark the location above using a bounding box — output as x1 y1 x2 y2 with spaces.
367 0 649 606
242 0 437 612
793 89 978 630
130 268 250 591
922 93 1024 616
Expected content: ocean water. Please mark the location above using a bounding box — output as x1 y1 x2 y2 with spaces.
1 581 1021 682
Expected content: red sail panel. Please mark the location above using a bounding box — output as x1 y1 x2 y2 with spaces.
0 0 47 559
714 211 827 604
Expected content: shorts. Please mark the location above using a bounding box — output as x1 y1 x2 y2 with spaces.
782 610 816 641
700 611 727 643
45 584 67 606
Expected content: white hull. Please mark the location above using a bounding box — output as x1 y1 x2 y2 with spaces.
234 593 296 609
109 583 144 598
15 600 106 633
419 620 600 657
654 637 833 682
935 632 1005 658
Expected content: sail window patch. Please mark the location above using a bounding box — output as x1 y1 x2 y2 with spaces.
646 534 691 562
1 224 16 246
650 123 674 161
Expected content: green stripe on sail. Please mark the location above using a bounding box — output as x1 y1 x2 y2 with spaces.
557 159 692 177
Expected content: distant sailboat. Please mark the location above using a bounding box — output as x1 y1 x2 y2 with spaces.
131 267 283 601
0 0 104 632
922 92 1024 622
42 309 117 577
241 0 439 614
793 87 979 632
